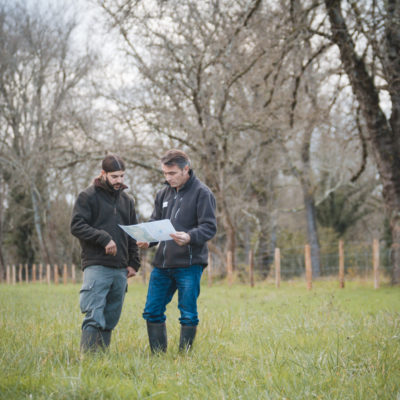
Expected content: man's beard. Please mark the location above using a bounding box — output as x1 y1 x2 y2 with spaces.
105 177 121 191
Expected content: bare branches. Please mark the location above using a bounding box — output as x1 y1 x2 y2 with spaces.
0 1 96 264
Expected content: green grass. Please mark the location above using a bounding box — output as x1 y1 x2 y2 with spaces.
1 280 399 399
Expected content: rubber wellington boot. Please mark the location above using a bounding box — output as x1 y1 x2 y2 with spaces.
146 321 167 353
80 330 100 353
99 330 112 349
179 325 197 352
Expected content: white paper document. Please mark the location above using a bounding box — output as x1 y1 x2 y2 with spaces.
119 219 176 242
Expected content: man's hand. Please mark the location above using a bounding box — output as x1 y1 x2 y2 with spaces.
105 240 117 256
126 266 137 278
136 241 150 249
170 232 190 246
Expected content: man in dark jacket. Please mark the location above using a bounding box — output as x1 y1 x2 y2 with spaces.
137 149 216 353
71 154 140 352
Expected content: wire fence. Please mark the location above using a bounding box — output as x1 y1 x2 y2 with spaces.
1 240 394 286
207 240 393 284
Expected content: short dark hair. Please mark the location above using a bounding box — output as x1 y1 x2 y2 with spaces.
160 149 190 169
102 154 125 172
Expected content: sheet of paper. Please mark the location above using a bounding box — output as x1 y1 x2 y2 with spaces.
119 219 176 242
119 224 155 242
143 219 177 241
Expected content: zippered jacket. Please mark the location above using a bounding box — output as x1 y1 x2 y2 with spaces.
70 178 140 271
150 170 216 268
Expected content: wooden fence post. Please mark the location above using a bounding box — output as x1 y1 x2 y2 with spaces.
339 240 345 289
54 264 59 285
32 264 36 283
6 265 10 285
249 249 254 288
373 239 379 289
39 264 43 283
46 264 51 285
305 244 312 290
25 264 29 283
275 248 281 289
227 251 233 287
18 264 22 283
71 264 76 284
12 265 16 285
207 252 212 287
63 264 68 285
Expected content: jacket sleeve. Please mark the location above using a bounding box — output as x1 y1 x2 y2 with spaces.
187 189 217 245
70 191 111 247
128 198 141 271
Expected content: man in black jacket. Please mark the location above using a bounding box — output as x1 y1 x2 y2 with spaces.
137 149 216 353
71 154 140 352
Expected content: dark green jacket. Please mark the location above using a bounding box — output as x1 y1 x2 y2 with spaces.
70 178 140 271
151 170 216 268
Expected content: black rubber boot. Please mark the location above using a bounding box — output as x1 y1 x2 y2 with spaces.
99 330 112 349
179 325 197 352
80 330 100 353
146 321 167 353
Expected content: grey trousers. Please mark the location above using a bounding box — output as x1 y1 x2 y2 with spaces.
79 265 127 331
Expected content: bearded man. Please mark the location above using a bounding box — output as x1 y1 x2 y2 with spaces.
71 154 140 352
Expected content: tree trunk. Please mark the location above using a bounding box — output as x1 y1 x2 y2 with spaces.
391 219 400 284
300 121 321 277
257 206 277 278
0 176 5 281
31 184 51 265
224 216 236 271
303 191 321 277
325 0 400 284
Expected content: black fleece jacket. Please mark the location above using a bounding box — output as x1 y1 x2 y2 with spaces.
150 170 216 268
70 178 140 271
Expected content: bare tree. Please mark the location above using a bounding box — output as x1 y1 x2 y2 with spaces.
295 0 400 283
99 0 276 269
0 1 95 268
98 0 391 279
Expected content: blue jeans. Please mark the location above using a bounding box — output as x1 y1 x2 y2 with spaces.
79 265 127 332
143 265 203 326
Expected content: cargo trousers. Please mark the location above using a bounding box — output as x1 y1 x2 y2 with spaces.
79 265 127 332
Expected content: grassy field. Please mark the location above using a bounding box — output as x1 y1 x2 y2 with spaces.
0 280 399 399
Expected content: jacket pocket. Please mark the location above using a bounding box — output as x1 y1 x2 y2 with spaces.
165 241 191 266
79 281 95 313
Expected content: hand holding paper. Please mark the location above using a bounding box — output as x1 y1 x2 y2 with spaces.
170 231 191 246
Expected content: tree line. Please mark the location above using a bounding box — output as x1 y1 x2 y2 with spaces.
0 0 399 284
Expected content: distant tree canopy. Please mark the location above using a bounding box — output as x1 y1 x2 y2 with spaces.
316 185 374 238
0 0 397 283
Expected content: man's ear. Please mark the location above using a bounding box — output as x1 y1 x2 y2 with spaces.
101 170 106 177
184 165 189 173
